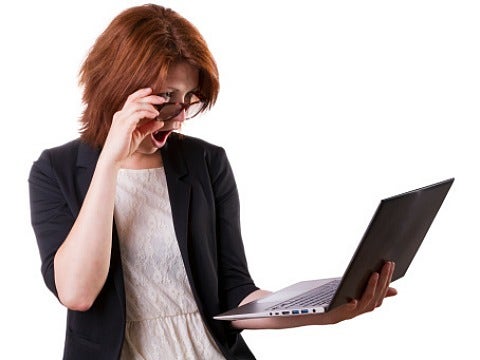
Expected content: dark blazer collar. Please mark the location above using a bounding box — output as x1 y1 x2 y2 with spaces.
160 133 188 179
74 141 101 208
76 140 101 169
160 134 194 282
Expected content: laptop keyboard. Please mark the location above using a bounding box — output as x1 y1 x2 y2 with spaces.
266 279 340 311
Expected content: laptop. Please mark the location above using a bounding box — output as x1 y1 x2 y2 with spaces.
214 178 454 320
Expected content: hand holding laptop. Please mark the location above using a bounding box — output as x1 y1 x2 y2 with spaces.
323 261 397 324
231 261 397 329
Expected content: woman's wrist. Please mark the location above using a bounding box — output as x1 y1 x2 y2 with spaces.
97 149 124 173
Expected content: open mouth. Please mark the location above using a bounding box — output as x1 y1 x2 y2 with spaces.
151 129 173 147
153 130 171 142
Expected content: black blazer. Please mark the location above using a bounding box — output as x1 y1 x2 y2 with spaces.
29 134 258 360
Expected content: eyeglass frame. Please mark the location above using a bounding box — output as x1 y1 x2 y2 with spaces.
154 92 207 121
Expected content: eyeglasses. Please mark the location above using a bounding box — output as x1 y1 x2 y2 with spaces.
154 92 206 121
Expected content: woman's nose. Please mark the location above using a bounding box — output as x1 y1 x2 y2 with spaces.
172 108 186 123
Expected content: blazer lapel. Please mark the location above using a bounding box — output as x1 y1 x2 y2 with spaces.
160 136 194 282
75 141 100 207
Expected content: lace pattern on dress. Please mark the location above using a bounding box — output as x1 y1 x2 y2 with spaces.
115 167 225 360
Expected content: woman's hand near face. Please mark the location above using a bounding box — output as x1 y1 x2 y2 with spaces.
101 88 165 167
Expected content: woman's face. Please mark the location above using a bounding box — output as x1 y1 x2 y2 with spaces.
137 61 200 153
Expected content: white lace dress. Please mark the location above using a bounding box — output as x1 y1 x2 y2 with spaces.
114 167 225 360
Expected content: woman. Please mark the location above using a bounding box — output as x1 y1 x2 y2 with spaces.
29 4 396 360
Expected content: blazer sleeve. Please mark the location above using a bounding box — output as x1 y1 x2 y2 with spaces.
28 149 75 299
208 146 259 310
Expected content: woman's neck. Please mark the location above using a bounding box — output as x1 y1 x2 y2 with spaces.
121 151 163 169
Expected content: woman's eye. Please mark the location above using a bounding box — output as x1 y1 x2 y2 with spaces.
184 93 192 103
185 92 200 104
159 92 173 101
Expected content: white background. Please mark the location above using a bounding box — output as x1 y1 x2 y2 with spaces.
1 0 479 359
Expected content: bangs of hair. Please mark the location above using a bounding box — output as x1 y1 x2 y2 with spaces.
79 4 219 148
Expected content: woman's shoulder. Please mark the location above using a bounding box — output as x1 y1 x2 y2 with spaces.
33 138 100 170
38 138 82 156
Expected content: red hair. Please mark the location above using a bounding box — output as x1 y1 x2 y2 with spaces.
78 4 219 148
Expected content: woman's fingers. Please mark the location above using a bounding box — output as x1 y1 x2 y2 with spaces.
115 89 167 130
124 88 165 109
125 87 154 102
115 100 157 125
386 287 398 297
318 262 398 324
360 272 380 313
376 262 395 307
353 262 395 313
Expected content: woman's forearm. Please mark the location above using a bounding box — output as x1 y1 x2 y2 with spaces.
53 156 119 311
